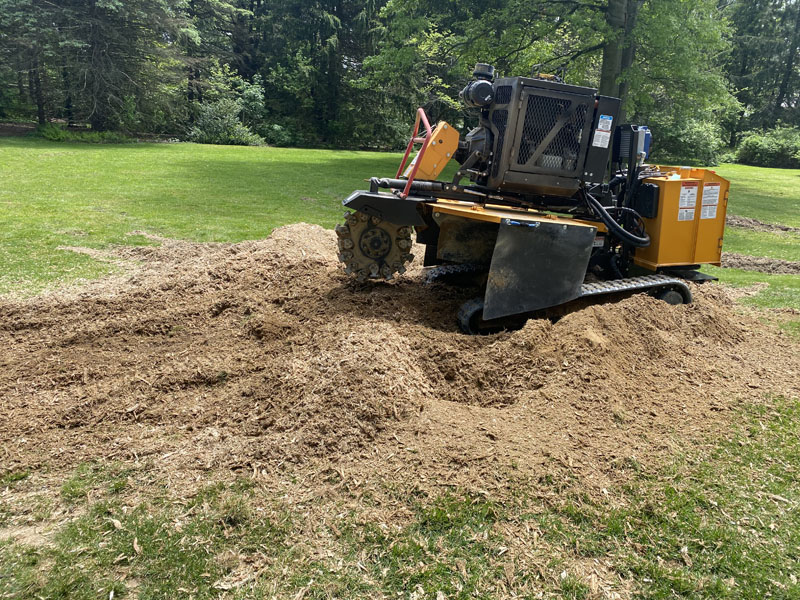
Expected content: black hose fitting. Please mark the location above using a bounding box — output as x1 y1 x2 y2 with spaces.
584 190 650 248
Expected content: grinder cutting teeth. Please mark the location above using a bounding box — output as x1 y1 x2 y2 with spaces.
335 211 414 282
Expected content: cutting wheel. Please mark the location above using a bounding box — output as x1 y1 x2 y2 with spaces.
335 211 414 282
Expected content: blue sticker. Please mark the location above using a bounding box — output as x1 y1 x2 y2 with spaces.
597 114 613 132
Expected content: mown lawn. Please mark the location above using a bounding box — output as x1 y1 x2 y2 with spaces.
715 163 800 228
0 137 402 293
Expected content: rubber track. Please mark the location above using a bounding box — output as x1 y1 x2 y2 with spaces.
422 263 484 285
579 274 692 301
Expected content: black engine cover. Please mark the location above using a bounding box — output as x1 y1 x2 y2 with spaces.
479 77 620 197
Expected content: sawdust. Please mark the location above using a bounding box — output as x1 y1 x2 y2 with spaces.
1 223 798 499
722 252 800 274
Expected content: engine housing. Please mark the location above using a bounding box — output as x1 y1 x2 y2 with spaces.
464 76 621 197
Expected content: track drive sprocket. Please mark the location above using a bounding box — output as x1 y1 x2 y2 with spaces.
335 211 414 282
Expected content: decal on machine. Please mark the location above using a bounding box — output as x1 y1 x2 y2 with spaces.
700 205 717 219
700 182 721 219
679 181 698 208
677 181 698 221
591 114 614 148
591 130 611 148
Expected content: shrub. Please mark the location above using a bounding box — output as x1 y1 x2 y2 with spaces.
646 116 724 166
36 123 134 143
735 126 800 168
257 123 297 147
187 98 265 146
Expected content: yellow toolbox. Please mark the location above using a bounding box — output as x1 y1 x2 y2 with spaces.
634 166 730 270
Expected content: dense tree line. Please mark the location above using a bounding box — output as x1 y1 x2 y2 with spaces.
1 0 799 161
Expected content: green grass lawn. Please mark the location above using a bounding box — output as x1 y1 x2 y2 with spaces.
0 137 402 293
721 226 800 262
715 164 800 228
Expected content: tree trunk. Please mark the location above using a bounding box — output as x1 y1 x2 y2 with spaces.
775 2 800 113
17 68 26 101
32 51 46 125
62 65 74 126
87 0 108 131
187 0 196 122
617 0 644 122
28 67 36 104
599 0 626 97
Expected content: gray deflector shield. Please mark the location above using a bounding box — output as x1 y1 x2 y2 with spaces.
483 219 597 320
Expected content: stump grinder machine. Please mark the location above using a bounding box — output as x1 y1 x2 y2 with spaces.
335 64 730 334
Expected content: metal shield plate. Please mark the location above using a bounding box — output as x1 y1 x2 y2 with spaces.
483 219 596 320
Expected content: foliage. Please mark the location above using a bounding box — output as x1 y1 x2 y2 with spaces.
621 0 739 162
36 123 133 144
723 0 800 147
358 0 734 160
0 0 796 158
187 64 265 145
258 123 298 147
735 126 800 169
647 113 725 166
188 98 265 146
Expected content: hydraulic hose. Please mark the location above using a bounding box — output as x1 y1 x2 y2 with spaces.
605 206 648 234
583 190 651 248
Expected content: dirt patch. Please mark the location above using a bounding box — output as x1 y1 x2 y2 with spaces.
722 252 800 274
1 224 798 500
727 214 800 234
0 524 54 547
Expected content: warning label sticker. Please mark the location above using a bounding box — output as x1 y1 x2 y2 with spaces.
597 114 614 132
678 208 696 221
592 130 611 148
679 182 698 208
702 182 721 206
701 205 717 220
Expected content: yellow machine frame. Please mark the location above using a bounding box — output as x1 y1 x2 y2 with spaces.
634 167 730 270
402 121 460 181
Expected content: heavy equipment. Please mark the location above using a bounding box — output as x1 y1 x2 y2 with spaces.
335 63 730 334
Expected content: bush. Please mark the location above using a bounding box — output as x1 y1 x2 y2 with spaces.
36 123 134 143
646 116 724 166
187 98 265 146
257 123 297 146
735 126 800 168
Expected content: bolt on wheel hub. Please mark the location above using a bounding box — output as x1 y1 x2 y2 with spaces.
359 227 392 260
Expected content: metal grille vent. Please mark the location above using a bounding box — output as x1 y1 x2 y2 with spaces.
491 109 508 177
494 85 512 105
516 96 588 173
